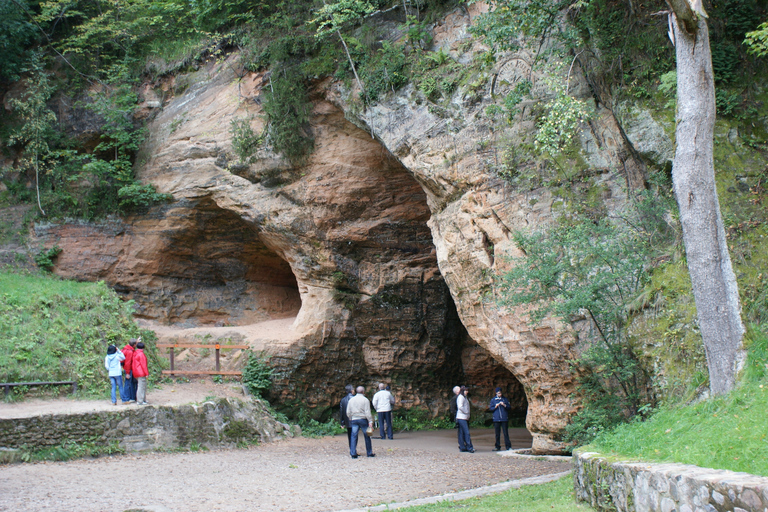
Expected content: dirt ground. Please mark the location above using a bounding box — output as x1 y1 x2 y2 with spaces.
0 382 572 512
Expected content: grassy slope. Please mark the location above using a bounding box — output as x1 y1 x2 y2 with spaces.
0 270 163 398
405 475 592 512
587 330 768 476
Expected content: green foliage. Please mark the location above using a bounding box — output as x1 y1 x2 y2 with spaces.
588 326 768 476
12 439 125 463
469 0 573 53
534 79 592 157
0 271 163 397
406 475 590 512
360 41 410 102
34 246 62 272
0 0 38 80
298 418 345 437
241 352 274 398
394 407 456 431
745 21 768 57
497 190 677 446
229 117 264 164
262 68 314 163
310 0 377 41
7 54 57 216
401 15 433 50
117 183 173 210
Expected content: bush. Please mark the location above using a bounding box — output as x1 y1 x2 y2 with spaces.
241 352 274 397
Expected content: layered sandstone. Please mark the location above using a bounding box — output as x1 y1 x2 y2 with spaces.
26 4 666 454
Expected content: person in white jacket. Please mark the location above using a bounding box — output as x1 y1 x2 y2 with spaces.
455 385 474 452
104 345 125 405
372 383 395 440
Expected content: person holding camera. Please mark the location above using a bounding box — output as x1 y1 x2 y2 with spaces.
345 385 375 459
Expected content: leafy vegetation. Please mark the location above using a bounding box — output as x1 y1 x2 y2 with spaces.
241 352 275 398
0 270 163 398
497 184 678 446
587 329 768 476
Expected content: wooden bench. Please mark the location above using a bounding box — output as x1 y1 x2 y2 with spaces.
1 380 78 397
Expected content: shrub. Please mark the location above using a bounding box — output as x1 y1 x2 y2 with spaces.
242 352 274 398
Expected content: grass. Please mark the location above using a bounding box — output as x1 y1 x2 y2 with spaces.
586 326 768 476
402 475 592 512
0 270 164 399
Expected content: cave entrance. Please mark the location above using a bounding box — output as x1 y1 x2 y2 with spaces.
448 297 528 427
149 196 301 327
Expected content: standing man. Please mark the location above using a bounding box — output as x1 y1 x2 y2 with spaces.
340 384 355 450
120 338 138 404
455 385 474 453
489 387 512 451
372 383 395 440
346 385 375 459
133 341 149 405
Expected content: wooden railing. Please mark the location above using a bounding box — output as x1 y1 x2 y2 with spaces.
157 343 249 376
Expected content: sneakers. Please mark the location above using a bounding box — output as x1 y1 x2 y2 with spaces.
139 401 149 405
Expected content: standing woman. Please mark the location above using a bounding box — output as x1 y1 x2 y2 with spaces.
104 345 125 405
133 341 149 405
456 385 475 453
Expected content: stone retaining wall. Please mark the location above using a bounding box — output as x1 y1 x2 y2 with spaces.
0 397 291 453
574 450 768 512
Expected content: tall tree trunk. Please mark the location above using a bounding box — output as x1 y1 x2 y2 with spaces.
669 9 745 395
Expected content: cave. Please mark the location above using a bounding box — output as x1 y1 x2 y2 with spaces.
127 196 302 327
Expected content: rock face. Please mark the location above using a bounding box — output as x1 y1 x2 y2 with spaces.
29 5 664 453
32 55 524 426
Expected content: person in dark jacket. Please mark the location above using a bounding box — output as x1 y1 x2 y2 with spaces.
489 387 512 451
339 384 355 449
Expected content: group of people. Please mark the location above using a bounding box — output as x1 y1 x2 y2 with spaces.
104 338 149 405
339 383 515 458
450 385 514 453
339 383 395 458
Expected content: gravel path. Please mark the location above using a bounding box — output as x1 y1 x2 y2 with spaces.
0 430 572 512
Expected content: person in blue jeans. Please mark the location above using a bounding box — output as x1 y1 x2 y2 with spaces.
455 385 474 452
104 345 125 405
489 387 512 451
345 385 376 458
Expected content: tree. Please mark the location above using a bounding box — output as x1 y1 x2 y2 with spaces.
665 0 745 395
8 54 57 216
310 0 376 95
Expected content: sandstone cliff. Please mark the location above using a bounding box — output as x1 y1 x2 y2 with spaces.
27 4 672 453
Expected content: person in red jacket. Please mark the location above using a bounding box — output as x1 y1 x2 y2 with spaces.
120 338 138 404
133 340 149 405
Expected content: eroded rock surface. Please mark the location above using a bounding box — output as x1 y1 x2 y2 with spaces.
33 54 523 425
29 5 666 453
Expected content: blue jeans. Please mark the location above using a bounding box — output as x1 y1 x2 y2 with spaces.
120 372 133 402
349 419 373 457
494 420 511 450
378 411 393 439
109 375 123 404
457 419 473 451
